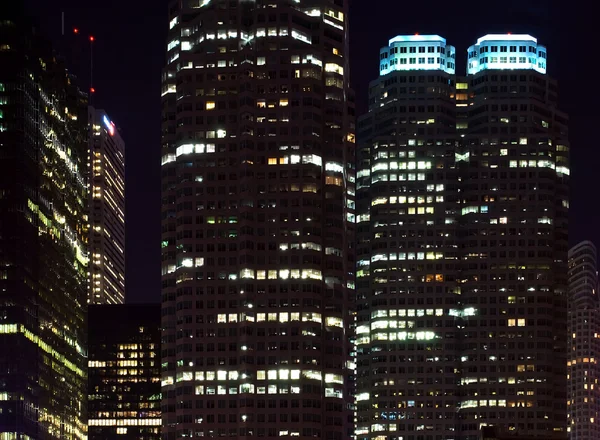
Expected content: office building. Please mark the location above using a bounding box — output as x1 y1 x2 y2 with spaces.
0 15 88 439
357 34 569 440
88 107 126 304
567 241 600 440
88 304 161 439
160 0 355 438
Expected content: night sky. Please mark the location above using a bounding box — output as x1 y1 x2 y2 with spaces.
20 0 595 303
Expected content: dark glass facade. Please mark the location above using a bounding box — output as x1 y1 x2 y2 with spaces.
0 15 88 440
88 304 161 439
160 0 355 439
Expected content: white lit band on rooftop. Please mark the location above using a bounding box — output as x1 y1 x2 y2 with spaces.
379 34 456 76
378 34 547 76
467 34 547 75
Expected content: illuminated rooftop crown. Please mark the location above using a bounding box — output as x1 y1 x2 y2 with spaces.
379 35 456 76
467 34 547 75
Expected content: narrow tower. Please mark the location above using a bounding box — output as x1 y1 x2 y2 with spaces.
88 107 126 304
568 241 600 440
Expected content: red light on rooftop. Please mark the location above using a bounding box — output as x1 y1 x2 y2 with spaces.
415 32 419 36
89 35 95 42
90 87 96 93
73 28 79 34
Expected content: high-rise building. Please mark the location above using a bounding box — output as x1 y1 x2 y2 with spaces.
0 15 88 440
88 304 161 439
88 107 126 304
357 33 569 440
567 241 600 440
160 1 355 439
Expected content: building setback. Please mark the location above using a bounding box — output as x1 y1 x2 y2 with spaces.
88 304 161 439
357 34 569 440
160 0 356 438
567 241 600 440
88 107 126 304
0 14 88 440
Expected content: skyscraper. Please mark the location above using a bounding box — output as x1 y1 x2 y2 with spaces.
0 15 88 440
88 304 161 439
356 34 460 440
357 34 569 440
567 241 600 440
160 1 355 439
88 107 126 304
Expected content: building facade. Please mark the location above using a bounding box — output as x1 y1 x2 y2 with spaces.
88 107 126 304
160 0 355 438
357 34 569 440
88 304 161 439
0 15 88 440
567 241 600 440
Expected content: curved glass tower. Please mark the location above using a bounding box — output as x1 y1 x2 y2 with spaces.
160 1 355 439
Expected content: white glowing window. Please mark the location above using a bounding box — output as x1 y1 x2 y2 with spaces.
303 370 322 381
325 373 343 384
325 63 343 74
302 154 322 167
325 388 343 398
240 268 254 279
240 384 255 393
325 317 343 328
268 370 277 380
302 312 322 323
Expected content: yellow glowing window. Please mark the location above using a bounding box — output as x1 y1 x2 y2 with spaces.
325 176 343 186
268 158 277 165
206 101 215 110
279 99 289 107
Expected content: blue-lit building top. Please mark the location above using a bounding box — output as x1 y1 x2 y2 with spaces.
467 34 547 75
379 35 456 76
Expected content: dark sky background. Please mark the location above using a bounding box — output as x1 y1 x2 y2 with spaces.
19 0 594 303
